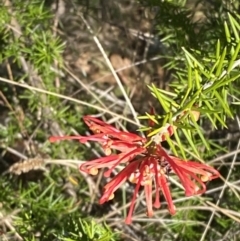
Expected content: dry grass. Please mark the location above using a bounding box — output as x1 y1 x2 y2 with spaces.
1 0 240 240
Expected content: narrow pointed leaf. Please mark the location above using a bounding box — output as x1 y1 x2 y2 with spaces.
224 21 231 43
182 128 200 157
215 47 227 77
227 40 240 73
216 39 220 59
228 13 240 41
173 129 186 159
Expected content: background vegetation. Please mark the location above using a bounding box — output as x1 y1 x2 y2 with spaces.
0 0 240 240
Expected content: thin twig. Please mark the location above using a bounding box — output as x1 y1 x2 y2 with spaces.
0 76 141 126
79 14 141 128
200 116 240 241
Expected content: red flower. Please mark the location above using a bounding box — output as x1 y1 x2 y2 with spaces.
49 116 220 224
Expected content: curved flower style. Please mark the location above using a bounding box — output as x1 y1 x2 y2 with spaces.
49 115 220 224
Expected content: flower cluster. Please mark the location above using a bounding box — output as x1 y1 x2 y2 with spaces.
49 115 220 224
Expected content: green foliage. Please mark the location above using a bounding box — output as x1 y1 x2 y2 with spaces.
140 9 240 158
1 0 240 240
138 1 240 239
0 172 116 241
55 218 116 241
0 1 116 240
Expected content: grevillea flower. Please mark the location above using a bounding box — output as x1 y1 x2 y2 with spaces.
49 115 220 224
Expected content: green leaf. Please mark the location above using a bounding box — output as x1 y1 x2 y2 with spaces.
224 21 231 43
215 47 227 77
216 39 221 59
149 84 171 112
227 40 240 73
173 129 187 159
228 13 240 41
181 128 200 157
